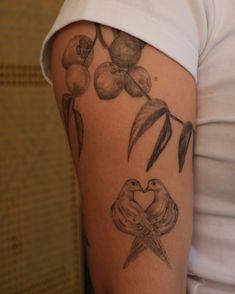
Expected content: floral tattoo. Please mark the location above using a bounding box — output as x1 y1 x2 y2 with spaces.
60 24 194 270
61 23 194 172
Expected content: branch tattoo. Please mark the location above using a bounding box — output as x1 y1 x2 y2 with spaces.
61 24 194 171
61 24 193 269
111 179 178 268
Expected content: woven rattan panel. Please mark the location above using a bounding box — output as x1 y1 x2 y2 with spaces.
0 1 83 293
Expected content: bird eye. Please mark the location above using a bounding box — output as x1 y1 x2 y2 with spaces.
131 181 137 186
153 182 156 185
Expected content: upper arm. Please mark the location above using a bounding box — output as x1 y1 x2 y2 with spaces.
50 21 196 294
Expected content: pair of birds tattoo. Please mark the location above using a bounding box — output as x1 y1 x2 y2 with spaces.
111 179 178 269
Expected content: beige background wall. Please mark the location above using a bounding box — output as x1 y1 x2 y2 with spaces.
0 1 83 293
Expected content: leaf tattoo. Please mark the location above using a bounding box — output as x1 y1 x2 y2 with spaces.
62 94 85 159
178 121 194 172
62 94 74 148
128 99 168 159
73 109 84 159
61 26 99 160
62 93 73 132
146 114 172 172
61 23 195 169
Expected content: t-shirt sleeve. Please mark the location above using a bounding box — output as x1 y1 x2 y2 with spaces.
40 0 211 85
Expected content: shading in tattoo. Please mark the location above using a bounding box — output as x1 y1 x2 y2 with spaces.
94 62 125 100
124 66 151 97
61 23 194 170
108 32 145 68
178 122 194 172
62 34 94 69
111 179 178 269
96 24 109 49
61 33 94 158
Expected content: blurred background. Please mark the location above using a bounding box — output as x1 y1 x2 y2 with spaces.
0 1 84 293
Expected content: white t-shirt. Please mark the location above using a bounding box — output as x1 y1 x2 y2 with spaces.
40 1 235 293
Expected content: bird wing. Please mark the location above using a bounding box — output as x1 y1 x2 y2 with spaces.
111 202 135 235
124 200 154 234
155 200 179 235
147 196 179 236
111 200 152 236
146 197 169 223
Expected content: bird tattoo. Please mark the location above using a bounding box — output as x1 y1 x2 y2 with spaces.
146 179 179 237
111 178 178 269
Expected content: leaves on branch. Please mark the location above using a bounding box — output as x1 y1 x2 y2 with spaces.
73 109 84 159
178 121 194 172
62 93 73 132
146 114 172 172
62 94 84 160
128 98 168 159
62 93 74 149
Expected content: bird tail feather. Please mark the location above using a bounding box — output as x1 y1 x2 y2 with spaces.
147 233 171 269
123 233 171 269
123 236 146 269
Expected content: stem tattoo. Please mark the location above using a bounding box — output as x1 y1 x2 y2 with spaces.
61 23 194 169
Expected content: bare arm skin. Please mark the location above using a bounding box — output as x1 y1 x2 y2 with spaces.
50 21 196 294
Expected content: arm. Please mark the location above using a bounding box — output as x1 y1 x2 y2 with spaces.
50 21 195 294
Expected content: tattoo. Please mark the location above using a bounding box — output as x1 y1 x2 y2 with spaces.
96 23 109 49
94 62 125 100
111 179 178 269
108 32 145 68
61 23 194 168
112 27 120 38
178 122 194 172
62 34 94 69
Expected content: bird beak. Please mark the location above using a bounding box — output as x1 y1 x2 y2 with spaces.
144 185 149 192
139 187 145 192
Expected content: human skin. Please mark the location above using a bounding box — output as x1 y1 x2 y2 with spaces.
50 21 196 294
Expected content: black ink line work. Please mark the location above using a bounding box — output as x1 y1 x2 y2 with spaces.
62 34 94 69
96 23 109 49
111 179 178 269
108 32 145 69
61 28 98 159
178 122 194 172
61 23 194 169
62 93 84 158
92 28 194 172
94 62 125 100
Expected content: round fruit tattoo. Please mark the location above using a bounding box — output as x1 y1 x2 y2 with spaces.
61 23 194 172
